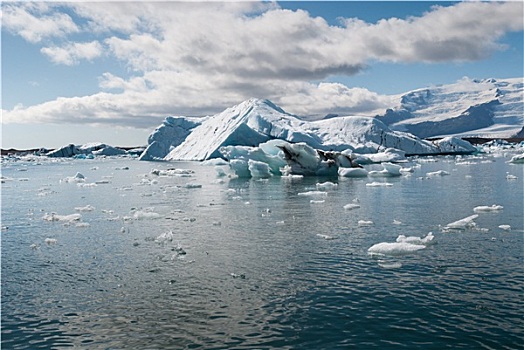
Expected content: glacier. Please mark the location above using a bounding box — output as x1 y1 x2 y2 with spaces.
377 78 523 139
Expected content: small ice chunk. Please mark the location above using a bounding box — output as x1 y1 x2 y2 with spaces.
426 170 450 177
316 234 336 240
506 174 518 180
316 181 338 191
366 182 393 187
297 190 328 197
74 205 95 212
368 162 402 177
44 238 57 245
155 231 175 243
358 220 374 226
473 205 503 213
444 214 478 230
133 210 161 220
368 242 426 256
310 200 325 204
43 213 82 222
343 203 360 211
392 219 402 225
498 224 511 231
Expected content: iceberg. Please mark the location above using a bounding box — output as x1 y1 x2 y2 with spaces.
153 98 475 162
46 142 129 158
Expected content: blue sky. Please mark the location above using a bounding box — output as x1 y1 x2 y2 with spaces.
2 1 523 149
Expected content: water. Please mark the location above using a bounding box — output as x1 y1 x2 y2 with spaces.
2 152 523 349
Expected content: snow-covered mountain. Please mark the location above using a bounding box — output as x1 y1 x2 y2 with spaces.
377 77 523 139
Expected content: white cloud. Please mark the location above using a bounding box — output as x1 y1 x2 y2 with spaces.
1 3 78 43
40 41 103 65
3 1 523 128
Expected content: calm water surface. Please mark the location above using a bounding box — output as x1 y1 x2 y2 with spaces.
2 153 523 349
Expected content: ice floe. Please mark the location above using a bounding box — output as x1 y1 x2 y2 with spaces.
368 242 426 256
343 203 361 211
43 213 82 222
498 225 511 231
426 170 450 177
74 205 96 212
443 214 479 230
366 182 393 187
473 205 503 213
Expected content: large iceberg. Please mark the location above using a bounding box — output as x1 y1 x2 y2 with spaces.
147 98 475 162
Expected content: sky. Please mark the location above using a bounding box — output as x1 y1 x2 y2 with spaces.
1 1 523 149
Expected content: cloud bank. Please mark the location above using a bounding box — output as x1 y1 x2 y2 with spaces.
3 1 523 127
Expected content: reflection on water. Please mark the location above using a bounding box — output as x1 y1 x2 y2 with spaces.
2 155 523 349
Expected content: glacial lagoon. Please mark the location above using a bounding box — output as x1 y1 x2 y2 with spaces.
1 150 523 349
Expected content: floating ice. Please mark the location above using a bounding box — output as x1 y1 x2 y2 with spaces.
368 162 402 177
509 153 524 164
75 222 90 228
392 219 402 225
133 210 161 220
358 220 374 226
44 238 57 245
316 234 336 240
499 224 511 231
310 200 325 204
338 167 368 177
316 181 338 191
343 203 361 210
297 190 328 197
43 213 82 222
506 173 518 180
62 172 86 183
368 242 426 256
396 232 435 246
155 231 175 243
444 214 479 230
426 170 450 176
473 205 503 213
366 182 393 187
74 205 95 212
